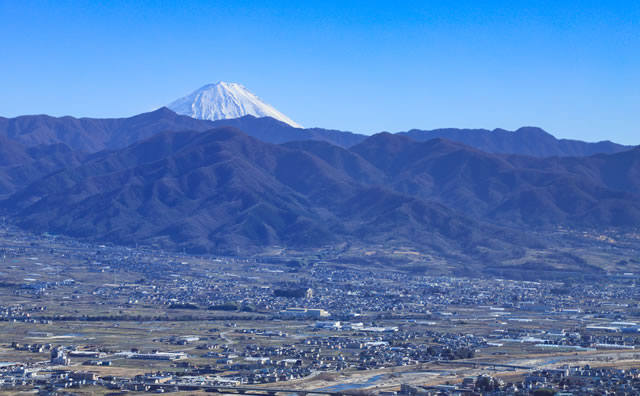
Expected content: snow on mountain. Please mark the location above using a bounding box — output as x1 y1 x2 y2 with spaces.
167 82 302 128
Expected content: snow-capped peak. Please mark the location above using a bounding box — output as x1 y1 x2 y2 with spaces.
167 82 302 128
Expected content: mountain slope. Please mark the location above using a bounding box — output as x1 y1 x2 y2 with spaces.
0 135 32 167
3 128 526 257
506 146 640 195
167 82 303 128
0 138 88 196
5 128 334 250
350 134 640 227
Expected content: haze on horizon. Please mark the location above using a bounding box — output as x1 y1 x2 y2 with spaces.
0 1 639 145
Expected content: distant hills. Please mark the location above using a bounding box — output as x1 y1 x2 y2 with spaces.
398 127 629 157
0 108 631 156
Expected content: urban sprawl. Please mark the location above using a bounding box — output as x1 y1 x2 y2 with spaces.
1 226 640 395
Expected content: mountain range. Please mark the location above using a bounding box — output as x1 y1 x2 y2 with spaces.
1 128 526 258
2 125 639 262
0 107 630 155
1 89 638 274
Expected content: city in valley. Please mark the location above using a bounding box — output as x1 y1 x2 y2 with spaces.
3 2 640 395
1 223 639 396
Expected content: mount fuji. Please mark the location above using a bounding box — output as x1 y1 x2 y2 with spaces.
167 82 303 128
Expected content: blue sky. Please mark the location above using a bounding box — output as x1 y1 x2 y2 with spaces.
1 1 638 144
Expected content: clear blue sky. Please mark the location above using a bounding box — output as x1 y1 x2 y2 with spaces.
1 1 638 144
